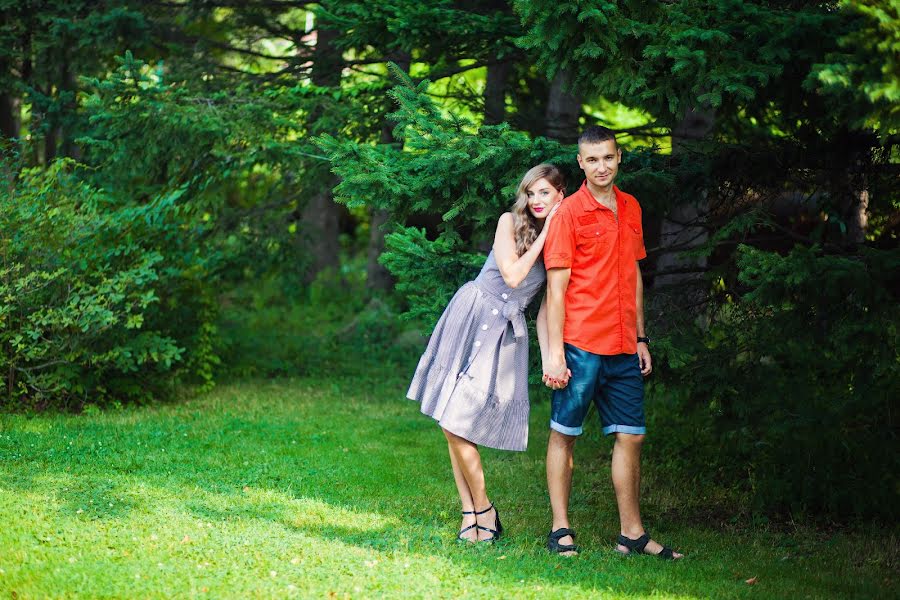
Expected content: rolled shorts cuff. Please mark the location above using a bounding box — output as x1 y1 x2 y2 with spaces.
602 424 646 436
550 420 583 436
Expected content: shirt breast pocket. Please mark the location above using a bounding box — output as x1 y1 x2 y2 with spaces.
626 221 644 259
576 223 612 254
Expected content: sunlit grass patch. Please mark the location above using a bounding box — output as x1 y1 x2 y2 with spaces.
0 377 896 598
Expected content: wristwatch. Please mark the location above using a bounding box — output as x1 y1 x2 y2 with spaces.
637 336 650 346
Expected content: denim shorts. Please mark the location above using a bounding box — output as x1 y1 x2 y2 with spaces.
550 343 646 436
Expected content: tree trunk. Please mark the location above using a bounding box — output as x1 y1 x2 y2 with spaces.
653 107 715 292
300 25 343 284
0 48 19 140
544 69 581 143
483 60 510 126
366 52 411 293
847 185 869 245
59 54 79 160
43 83 57 164
0 94 19 140
844 133 872 246
0 10 19 139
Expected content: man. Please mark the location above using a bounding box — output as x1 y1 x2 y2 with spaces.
541 126 682 559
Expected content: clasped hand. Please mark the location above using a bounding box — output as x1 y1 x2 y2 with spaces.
542 361 572 390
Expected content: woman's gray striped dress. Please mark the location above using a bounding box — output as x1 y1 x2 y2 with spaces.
407 250 546 451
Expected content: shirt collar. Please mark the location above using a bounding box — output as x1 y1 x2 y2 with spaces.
577 181 626 212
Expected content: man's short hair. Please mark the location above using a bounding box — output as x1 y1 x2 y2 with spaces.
578 125 618 149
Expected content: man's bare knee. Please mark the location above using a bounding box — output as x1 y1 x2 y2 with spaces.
615 432 645 446
549 429 578 449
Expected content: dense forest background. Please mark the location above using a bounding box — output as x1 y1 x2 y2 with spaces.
1 1 897 523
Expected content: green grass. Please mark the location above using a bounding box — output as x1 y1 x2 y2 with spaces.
0 375 896 598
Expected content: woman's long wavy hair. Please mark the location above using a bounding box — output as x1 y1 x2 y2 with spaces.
511 164 566 256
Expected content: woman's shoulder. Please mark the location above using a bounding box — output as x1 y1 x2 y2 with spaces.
495 211 515 235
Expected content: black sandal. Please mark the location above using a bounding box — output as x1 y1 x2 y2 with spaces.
456 509 477 542
547 527 580 554
474 503 503 542
616 532 679 560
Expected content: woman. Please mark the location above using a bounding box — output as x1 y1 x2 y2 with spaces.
407 164 568 543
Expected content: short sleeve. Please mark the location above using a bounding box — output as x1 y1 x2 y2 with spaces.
543 206 575 269
630 199 647 261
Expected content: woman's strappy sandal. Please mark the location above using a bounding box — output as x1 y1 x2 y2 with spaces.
616 532 679 560
456 509 477 542
474 503 503 542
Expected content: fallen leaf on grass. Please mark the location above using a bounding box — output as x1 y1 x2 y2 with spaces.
290 557 301 565
745 577 758 585
497 555 506 560
181 535 191 544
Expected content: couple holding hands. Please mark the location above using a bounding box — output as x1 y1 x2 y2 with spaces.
407 126 682 559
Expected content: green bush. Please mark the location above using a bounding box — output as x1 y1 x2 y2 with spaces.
216 270 421 380
0 155 217 409
648 244 900 521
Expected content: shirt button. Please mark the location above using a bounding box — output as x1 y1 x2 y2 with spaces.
474 341 481 347
491 309 499 315
501 293 508 299
481 324 488 330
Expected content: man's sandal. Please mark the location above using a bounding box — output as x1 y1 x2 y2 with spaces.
474 503 503 542
547 528 580 554
616 532 679 560
456 509 477 542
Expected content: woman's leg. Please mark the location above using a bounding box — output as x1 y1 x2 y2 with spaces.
443 428 497 541
445 429 477 541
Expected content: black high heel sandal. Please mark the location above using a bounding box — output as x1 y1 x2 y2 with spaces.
474 503 503 542
456 509 477 542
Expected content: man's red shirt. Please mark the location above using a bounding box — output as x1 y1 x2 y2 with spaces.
543 182 647 355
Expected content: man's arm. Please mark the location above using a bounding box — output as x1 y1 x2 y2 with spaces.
536 294 550 366
636 262 652 376
544 267 571 388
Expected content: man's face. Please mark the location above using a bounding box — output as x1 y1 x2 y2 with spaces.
577 140 621 188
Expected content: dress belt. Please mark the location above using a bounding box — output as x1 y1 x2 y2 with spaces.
472 281 527 339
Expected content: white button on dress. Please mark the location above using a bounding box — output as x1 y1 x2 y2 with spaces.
474 341 481 347
501 293 508 299
481 324 488 330
491 309 499 315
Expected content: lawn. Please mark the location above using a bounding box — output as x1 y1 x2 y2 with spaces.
0 375 895 598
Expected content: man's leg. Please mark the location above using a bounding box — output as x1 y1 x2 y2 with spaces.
611 432 645 539
547 344 598 554
611 432 681 557
601 354 682 558
547 429 577 552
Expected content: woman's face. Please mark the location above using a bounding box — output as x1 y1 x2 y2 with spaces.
526 177 563 219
